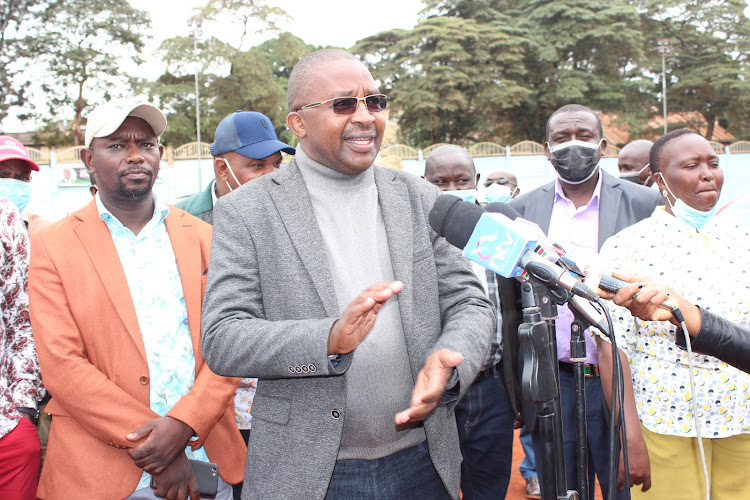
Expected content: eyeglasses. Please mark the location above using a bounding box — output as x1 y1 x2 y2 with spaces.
484 178 516 188
296 94 387 115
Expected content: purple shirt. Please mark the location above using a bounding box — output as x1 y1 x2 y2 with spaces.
547 175 602 364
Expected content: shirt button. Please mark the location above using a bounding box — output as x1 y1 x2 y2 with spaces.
139 376 148 385
331 410 340 419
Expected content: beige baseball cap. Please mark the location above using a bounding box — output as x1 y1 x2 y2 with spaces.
84 99 167 148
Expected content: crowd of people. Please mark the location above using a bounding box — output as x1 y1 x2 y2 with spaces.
0 48 747 500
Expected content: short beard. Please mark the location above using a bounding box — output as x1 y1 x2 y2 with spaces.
116 172 154 199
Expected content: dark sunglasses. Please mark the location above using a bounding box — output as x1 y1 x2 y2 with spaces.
297 94 387 115
484 178 515 188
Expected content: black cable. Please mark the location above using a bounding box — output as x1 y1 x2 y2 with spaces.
596 298 631 500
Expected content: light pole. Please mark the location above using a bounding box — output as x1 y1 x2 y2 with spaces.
188 16 203 186
657 38 672 135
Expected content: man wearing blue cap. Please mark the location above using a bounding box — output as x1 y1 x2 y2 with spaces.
176 111 295 224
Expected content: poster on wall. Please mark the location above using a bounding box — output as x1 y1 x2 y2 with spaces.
58 165 91 186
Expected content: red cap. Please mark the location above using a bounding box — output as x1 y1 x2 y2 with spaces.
0 136 40 171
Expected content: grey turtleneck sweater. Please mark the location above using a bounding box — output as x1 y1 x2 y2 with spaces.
296 147 425 460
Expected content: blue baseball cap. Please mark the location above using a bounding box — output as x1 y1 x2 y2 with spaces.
210 111 295 159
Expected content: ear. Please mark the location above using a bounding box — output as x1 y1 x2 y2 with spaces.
158 144 164 159
653 170 666 191
214 157 228 182
287 112 306 140
81 148 95 176
475 172 481 186
544 141 551 161
599 139 608 156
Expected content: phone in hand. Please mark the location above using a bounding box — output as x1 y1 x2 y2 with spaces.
149 460 219 498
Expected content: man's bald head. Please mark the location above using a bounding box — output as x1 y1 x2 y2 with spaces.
424 145 478 191
287 49 360 111
618 139 654 186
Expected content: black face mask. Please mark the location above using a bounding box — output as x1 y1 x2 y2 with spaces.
547 140 601 184
619 164 651 186
619 172 646 185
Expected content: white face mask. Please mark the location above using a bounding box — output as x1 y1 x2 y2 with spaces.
443 188 477 203
223 158 241 192
479 183 518 205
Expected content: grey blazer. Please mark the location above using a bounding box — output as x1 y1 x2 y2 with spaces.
201 158 494 499
509 170 662 250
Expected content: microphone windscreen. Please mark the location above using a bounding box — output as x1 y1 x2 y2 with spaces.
428 194 485 248
485 202 522 221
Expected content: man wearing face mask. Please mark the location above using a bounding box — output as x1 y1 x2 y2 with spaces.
0 136 50 235
175 111 295 225
618 140 656 188
480 169 520 205
423 145 480 203
425 145 516 499
508 104 661 500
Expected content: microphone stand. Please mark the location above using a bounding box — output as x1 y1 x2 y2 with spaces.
569 315 590 500
518 278 577 500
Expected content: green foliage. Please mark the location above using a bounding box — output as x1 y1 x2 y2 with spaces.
0 0 50 123
638 0 750 139
148 32 314 146
23 0 150 145
357 0 647 145
355 15 530 147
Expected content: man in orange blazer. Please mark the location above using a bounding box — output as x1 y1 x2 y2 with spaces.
29 100 246 500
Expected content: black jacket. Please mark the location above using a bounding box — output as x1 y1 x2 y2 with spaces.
676 309 750 374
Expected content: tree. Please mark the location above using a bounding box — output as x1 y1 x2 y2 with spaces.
199 0 289 50
510 0 646 141
637 0 750 140
23 0 150 145
0 0 49 124
355 0 646 145
354 14 531 146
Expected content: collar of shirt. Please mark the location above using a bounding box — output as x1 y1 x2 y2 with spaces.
553 170 604 212
95 193 170 237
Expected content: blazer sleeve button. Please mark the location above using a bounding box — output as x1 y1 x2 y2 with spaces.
309 364 317 372
139 376 148 385
331 410 340 419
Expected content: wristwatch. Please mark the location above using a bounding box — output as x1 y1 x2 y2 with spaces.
16 407 39 426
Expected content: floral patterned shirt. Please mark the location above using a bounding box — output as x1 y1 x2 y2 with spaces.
0 198 44 439
600 208 750 438
234 378 256 430
96 195 209 489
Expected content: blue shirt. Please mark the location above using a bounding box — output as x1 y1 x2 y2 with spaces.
95 195 209 489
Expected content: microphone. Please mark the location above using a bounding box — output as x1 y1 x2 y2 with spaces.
429 195 600 302
446 196 680 318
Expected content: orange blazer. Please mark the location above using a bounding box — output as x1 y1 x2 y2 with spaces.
29 200 246 499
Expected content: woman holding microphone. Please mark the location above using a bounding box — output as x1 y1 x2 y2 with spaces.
596 128 750 500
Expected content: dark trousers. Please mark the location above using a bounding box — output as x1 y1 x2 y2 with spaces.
455 365 515 499
325 441 450 499
532 370 626 500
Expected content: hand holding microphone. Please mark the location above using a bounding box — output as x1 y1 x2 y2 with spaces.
598 272 700 333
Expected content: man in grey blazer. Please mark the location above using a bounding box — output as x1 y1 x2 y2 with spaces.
201 49 494 500
508 104 660 500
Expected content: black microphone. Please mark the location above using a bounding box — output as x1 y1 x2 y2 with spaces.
429 195 599 302
484 200 680 317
